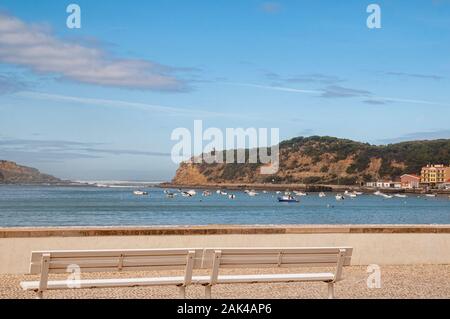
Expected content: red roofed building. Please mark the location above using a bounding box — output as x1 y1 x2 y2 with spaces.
400 174 420 189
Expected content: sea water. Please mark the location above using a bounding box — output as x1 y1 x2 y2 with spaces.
0 185 449 227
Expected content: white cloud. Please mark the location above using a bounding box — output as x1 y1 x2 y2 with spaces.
0 13 188 91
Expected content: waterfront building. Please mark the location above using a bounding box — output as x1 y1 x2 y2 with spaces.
420 164 450 187
400 174 421 189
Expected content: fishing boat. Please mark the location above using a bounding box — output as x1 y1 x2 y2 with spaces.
133 190 148 196
220 191 228 196
354 191 363 195
394 194 407 198
425 194 437 198
382 194 393 199
319 192 326 198
278 195 299 203
335 194 345 201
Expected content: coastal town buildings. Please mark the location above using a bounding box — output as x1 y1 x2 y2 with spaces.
420 164 450 187
366 181 401 189
400 174 421 189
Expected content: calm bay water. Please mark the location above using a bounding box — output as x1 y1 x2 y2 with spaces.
0 185 449 227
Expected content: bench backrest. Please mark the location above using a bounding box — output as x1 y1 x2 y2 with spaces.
201 247 352 269
29 247 352 282
30 249 203 275
201 247 352 283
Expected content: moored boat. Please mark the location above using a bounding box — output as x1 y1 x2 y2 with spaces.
278 195 299 203
133 190 148 196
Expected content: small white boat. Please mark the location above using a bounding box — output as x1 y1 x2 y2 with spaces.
347 194 357 198
382 194 393 199
216 190 222 194
247 191 258 197
319 192 326 198
425 194 437 198
181 192 193 197
186 190 197 196
220 191 228 196
166 192 176 198
202 191 211 197
394 194 407 198
294 191 307 196
335 194 345 201
278 195 299 203
262 190 268 194
228 194 236 199
354 191 363 195
276 191 282 194
133 190 148 196
374 191 382 196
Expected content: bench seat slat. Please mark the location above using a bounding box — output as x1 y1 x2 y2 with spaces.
20 272 335 291
215 273 335 284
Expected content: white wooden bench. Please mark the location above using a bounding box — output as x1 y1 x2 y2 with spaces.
199 247 352 299
20 247 352 299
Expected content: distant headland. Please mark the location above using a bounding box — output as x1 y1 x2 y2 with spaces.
0 160 68 185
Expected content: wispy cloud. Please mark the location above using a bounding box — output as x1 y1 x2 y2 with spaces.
264 72 344 85
0 73 30 95
0 13 190 91
225 82 449 107
321 85 371 98
16 91 232 118
0 138 171 163
377 130 450 144
260 2 282 14
385 71 445 81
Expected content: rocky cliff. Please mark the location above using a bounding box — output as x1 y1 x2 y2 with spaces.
172 136 450 185
0 160 63 184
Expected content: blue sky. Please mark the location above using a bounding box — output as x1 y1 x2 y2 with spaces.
0 0 449 181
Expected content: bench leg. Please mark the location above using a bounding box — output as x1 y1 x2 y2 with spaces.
205 286 212 299
327 283 335 299
178 286 186 299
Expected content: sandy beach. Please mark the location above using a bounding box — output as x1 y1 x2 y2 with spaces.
2 265 449 299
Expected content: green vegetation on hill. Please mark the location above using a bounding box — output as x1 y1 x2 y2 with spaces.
173 136 450 186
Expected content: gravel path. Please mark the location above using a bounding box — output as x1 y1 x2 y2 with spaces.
1 265 449 299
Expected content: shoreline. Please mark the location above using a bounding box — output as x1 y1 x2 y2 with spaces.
160 182 450 195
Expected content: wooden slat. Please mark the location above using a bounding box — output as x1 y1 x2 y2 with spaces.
217 262 341 269
31 249 194 262
207 247 353 255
